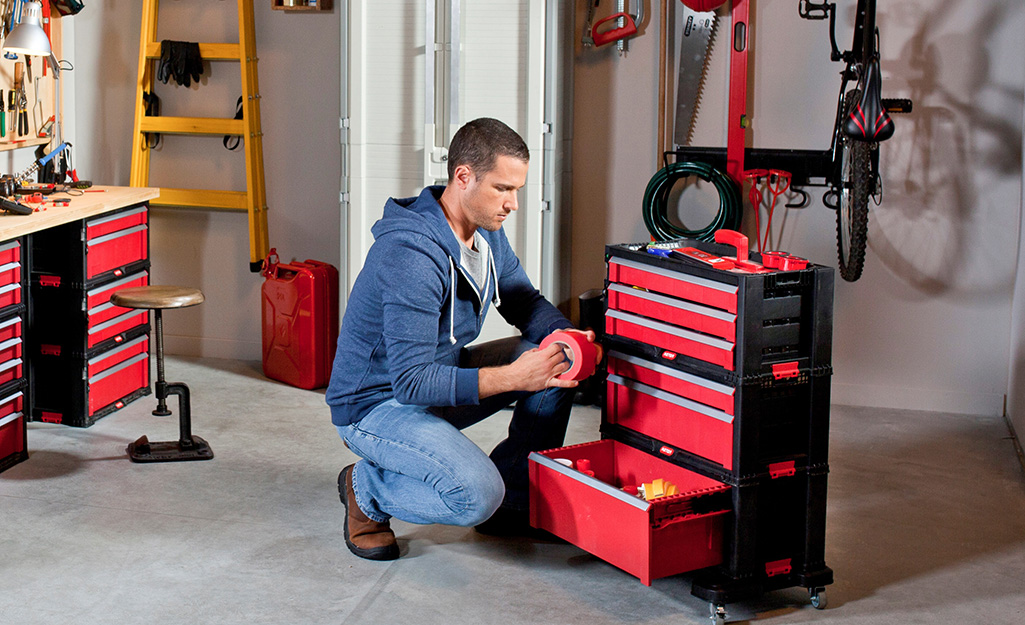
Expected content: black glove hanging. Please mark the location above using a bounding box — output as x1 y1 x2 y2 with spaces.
157 40 205 87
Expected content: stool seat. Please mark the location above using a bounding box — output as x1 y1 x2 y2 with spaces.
111 286 205 310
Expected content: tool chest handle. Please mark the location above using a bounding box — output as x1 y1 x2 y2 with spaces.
713 229 749 261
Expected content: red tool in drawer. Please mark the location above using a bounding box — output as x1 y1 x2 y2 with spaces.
529 439 729 586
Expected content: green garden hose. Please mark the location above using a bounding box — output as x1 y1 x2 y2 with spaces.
642 161 742 242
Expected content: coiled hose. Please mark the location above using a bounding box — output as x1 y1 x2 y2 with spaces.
642 161 742 242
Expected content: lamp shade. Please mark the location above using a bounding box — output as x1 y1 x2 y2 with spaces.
2 2 51 57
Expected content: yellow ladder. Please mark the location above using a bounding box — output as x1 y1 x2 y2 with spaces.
129 0 269 271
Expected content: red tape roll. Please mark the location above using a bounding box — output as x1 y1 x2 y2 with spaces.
539 330 601 381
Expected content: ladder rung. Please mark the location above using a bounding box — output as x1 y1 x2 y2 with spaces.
144 42 242 61
139 116 245 136
150 188 249 211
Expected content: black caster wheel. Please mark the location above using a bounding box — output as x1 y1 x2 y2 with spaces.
709 602 727 625
809 587 828 609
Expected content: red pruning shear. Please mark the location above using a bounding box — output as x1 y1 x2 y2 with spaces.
744 168 792 253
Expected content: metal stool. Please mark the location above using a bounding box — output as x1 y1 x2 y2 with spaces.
110 286 213 463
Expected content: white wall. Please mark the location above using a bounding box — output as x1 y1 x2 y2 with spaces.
569 0 1024 417
71 1 340 360
66 1 1025 419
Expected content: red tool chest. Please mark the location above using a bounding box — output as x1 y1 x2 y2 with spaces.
532 237 833 609
261 252 339 390
28 204 153 428
0 239 26 474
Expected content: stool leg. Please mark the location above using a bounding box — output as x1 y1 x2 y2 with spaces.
152 309 172 416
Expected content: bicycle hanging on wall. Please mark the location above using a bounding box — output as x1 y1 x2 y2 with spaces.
657 0 912 282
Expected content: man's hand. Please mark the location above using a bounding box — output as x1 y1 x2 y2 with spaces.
478 343 577 398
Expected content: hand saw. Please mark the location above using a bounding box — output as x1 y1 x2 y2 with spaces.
673 1 725 147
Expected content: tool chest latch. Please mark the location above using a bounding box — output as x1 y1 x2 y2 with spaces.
39 275 61 288
765 558 792 577
768 460 796 479
771 361 800 380
40 344 61 356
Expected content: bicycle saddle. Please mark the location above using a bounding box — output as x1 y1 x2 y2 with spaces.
843 59 894 142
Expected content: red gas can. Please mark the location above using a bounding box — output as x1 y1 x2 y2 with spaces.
261 249 339 389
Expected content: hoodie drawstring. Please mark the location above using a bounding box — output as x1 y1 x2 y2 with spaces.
447 257 458 344
488 248 501 308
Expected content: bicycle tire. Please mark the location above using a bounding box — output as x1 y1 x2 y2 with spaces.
836 137 871 281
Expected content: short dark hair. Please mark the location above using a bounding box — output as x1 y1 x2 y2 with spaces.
447 118 529 181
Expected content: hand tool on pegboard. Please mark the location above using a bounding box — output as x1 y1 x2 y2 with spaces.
672 0 749 184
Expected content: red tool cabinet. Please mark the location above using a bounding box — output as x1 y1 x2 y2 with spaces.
530 239 834 607
0 239 26 472
27 204 152 428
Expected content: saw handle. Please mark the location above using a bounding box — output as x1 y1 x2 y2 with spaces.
592 13 637 47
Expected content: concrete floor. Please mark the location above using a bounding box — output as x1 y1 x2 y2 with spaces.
2 355 1024 625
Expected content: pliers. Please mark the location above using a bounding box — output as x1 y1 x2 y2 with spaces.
0 90 5 139
17 88 27 137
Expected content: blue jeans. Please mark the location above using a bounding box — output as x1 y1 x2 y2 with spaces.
336 337 575 526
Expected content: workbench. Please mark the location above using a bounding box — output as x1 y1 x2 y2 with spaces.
0 186 160 473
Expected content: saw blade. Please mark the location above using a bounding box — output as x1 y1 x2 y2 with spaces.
673 5 719 147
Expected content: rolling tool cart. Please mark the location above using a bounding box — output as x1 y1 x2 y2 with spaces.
530 231 834 623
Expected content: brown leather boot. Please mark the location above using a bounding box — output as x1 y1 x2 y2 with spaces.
338 464 399 560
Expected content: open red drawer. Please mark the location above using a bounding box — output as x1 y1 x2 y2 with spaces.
529 439 729 586
607 373 735 470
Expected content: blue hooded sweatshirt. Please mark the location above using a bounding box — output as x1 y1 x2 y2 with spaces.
326 185 573 427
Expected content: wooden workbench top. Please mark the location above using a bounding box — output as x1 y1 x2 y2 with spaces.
0 186 160 241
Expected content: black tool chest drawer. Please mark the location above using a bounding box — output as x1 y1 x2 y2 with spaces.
32 329 151 428
605 243 833 376
30 205 149 287
532 234 834 609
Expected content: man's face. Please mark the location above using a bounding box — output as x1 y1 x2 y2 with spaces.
461 155 528 232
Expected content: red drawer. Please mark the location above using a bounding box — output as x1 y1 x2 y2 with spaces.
0 408 25 463
0 357 22 387
87 309 149 348
606 309 735 370
0 386 23 420
86 207 148 239
606 374 735 470
529 439 728 586
88 342 150 416
0 337 22 365
0 261 20 288
87 271 149 328
608 351 736 415
607 283 736 341
0 315 21 343
0 282 20 308
608 256 738 314
0 240 20 265
86 224 148 280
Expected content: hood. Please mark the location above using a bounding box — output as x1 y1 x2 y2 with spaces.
372 186 464 261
